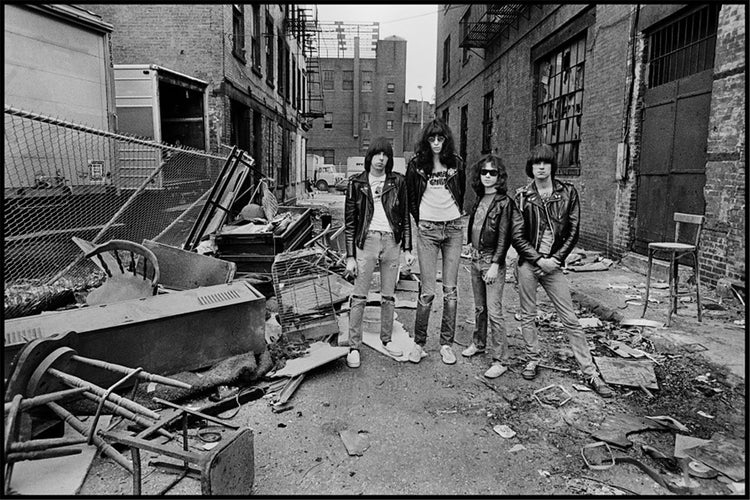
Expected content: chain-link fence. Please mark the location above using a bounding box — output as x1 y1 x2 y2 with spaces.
4 106 231 295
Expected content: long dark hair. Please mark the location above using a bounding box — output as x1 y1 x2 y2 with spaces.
471 154 508 196
525 143 557 179
364 137 394 174
413 118 457 175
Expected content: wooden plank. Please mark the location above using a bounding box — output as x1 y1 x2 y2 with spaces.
269 342 348 378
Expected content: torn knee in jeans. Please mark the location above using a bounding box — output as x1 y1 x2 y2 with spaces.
443 286 457 300
381 295 395 303
350 294 367 304
474 306 485 315
418 293 435 306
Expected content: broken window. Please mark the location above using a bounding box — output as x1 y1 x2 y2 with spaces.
534 33 586 175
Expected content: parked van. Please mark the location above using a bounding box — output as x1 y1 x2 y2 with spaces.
335 156 407 191
313 164 345 191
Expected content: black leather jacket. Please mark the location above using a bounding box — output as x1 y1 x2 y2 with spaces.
512 179 580 265
466 193 514 265
344 171 412 257
405 153 466 223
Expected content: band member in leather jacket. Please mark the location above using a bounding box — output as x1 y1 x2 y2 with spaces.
511 143 613 397
405 118 465 365
461 154 514 379
344 137 414 368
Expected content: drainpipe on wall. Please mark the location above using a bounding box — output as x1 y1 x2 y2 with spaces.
353 36 360 140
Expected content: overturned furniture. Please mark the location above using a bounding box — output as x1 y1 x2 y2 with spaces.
4 281 266 386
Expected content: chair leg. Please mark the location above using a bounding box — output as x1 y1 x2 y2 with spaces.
673 255 680 315
642 249 654 318
666 254 675 327
693 251 702 322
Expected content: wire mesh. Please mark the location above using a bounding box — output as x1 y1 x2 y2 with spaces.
4 106 229 289
271 247 338 336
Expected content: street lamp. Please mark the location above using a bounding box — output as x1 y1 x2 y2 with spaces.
417 85 424 129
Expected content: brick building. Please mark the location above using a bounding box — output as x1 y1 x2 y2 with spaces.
436 4 745 288
306 23 409 166
88 4 319 202
403 98 436 161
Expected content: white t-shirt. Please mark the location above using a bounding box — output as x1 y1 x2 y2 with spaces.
368 173 391 232
419 167 460 221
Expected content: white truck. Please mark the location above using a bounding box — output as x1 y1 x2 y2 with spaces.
313 164 345 191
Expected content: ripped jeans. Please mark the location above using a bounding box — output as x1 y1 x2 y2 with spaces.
348 231 400 350
414 218 464 346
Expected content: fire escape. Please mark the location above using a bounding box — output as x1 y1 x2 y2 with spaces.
290 7 324 122
459 4 531 48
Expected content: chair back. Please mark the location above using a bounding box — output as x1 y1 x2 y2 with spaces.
673 212 704 248
84 240 160 305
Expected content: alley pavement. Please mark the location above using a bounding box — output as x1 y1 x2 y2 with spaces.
297 190 746 386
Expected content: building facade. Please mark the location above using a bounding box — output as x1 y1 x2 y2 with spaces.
402 98 435 161
436 4 745 288
307 23 407 166
88 4 317 202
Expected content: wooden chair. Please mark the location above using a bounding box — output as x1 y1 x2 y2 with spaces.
642 213 704 326
84 240 160 305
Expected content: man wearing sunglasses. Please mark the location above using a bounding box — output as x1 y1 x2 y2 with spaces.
512 144 613 397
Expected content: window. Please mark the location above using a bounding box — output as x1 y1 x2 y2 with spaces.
277 34 285 97
386 83 395 93
322 70 334 90
265 17 274 86
442 35 451 83
535 34 586 174
460 105 468 161
361 112 371 130
284 44 290 102
461 7 471 65
386 101 395 112
441 107 449 124
323 149 334 164
342 71 353 90
482 92 493 153
297 68 302 110
324 112 333 129
291 58 297 109
361 71 373 92
646 4 719 88
386 120 394 131
232 5 245 61
361 138 370 150
251 5 261 71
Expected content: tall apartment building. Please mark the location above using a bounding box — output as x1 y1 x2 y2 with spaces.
436 4 745 289
87 4 320 202
307 22 407 166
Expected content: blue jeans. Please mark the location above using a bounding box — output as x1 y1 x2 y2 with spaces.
471 258 509 363
414 218 463 346
348 231 400 350
517 261 597 377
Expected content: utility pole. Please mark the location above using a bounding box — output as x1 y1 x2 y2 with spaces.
417 85 424 129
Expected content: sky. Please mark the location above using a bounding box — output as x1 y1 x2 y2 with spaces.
315 4 438 103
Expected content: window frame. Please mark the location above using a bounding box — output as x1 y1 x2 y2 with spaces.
324 112 333 129
361 71 373 92
361 112 371 130
442 35 451 84
265 16 274 87
386 82 395 94
342 70 353 90
232 4 246 62
386 101 395 112
250 5 261 73
386 119 394 132
482 92 493 154
534 33 586 175
322 70 335 90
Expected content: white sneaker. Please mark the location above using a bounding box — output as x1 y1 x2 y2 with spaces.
408 344 427 363
461 343 485 357
440 345 457 365
384 341 402 357
484 363 508 379
346 350 360 368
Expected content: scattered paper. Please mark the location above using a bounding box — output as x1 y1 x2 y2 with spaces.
697 410 714 419
579 317 602 328
339 430 370 456
508 444 526 453
493 425 516 439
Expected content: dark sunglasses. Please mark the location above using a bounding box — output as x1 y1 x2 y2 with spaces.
480 169 498 177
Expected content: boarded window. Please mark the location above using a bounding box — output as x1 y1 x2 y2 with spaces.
535 34 586 175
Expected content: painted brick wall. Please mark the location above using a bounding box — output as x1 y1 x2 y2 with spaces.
701 3 746 286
